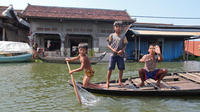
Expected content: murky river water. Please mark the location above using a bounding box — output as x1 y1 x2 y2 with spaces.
0 61 200 112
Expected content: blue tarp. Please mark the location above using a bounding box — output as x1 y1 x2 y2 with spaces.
163 40 183 61
126 41 135 60
126 41 148 60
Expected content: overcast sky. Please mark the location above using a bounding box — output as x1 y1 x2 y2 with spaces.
0 0 200 25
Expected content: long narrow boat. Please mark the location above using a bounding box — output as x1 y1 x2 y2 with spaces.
0 41 33 63
70 71 200 96
38 52 106 64
0 53 33 63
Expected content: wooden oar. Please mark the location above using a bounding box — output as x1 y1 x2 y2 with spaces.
66 61 82 104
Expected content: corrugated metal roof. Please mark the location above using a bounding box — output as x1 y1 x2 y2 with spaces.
129 23 200 37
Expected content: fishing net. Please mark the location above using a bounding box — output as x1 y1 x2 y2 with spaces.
76 82 100 105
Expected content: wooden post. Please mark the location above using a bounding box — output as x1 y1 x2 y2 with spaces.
138 36 140 60
183 39 185 60
135 36 137 60
2 28 5 41
187 40 189 61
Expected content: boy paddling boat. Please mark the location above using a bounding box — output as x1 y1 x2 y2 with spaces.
65 43 102 88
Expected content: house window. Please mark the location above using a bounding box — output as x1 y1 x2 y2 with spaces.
87 29 92 32
66 28 72 32
36 27 44 31
52 28 57 31
74 28 79 32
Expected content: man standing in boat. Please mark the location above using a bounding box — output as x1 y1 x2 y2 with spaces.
105 21 128 88
138 45 168 87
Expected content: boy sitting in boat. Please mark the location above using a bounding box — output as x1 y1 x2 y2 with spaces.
105 21 128 88
65 43 101 88
138 45 167 87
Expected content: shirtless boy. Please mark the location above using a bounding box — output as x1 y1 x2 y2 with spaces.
65 43 101 88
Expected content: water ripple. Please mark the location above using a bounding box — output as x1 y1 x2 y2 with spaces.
0 62 200 112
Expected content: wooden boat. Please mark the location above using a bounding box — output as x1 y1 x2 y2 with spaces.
70 71 200 96
0 53 33 63
0 41 33 63
38 52 106 64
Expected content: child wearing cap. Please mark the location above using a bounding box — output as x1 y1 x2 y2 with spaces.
105 21 128 88
65 43 101 88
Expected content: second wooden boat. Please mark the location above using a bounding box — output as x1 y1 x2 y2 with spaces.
0 41 33 63
38 52 106 64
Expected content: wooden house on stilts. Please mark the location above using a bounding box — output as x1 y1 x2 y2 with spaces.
0 5 29 42
22 4 134 58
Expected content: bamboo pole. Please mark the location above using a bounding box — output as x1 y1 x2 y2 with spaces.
66 61 82 104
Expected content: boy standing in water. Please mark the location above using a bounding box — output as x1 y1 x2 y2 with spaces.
105 21 128 88
138 45 168 87
65 43 101 88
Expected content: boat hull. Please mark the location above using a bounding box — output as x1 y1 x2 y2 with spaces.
69 71 200 96
83 87 200 96
0 54 33 63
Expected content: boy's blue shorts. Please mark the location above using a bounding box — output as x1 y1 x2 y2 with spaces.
108 55 125 70
144 69 160 80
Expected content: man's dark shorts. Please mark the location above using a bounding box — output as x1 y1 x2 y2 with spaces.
144 69 160 80
108 55 125 70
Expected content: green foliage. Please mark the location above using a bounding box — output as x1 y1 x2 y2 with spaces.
187 55 200 61
88 49 94 57
173 55 200 61
34 59 43 63
196 57 200 61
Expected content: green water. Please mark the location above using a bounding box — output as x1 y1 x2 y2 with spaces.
0 61 200 112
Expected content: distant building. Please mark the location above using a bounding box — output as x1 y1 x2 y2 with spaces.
185 41 200 56
22 4 134 57
0 5 29 42
126 23 200 61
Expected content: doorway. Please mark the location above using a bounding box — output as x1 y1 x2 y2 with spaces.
68 34 92 57
148 38 163 53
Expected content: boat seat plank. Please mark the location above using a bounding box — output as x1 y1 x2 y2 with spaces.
145 79 179 90
166 80 191 85
132 77 179 90
163 75 180 82
194 73 200 76
145 79 160 89
178 73 200 84
124 80 138 89
131 78 141 86
187 73 200 80
160 81 179 90
169 82 200 90
164 75 190 85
